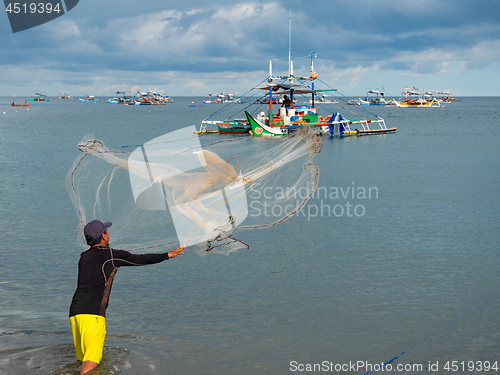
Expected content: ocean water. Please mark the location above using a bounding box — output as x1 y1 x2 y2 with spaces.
0 96 499 374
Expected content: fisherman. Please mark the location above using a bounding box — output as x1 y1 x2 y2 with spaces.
69 220 185 374
281 95 291 109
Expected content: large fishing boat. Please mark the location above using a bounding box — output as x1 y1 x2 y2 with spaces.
199 10 394 137
198 56 393 137
246 108 395 137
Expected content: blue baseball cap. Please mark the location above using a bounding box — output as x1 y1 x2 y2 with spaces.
84 220 112 240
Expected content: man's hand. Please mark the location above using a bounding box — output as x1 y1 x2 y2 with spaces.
168 245 185 259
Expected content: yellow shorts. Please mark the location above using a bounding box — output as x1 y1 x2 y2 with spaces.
70 314 106 363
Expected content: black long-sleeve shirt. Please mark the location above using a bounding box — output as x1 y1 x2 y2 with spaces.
69 246 168 318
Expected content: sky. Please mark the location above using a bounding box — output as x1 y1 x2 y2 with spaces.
1 0 500 97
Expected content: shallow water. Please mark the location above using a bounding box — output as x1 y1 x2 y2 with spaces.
0 96 499 374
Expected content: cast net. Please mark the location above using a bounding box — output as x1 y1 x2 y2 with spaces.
66 125 322 255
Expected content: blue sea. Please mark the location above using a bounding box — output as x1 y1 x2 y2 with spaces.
0 96 499 374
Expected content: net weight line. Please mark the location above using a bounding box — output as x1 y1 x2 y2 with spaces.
364 293 500 375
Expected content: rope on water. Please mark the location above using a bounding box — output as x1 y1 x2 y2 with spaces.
364 293 500 375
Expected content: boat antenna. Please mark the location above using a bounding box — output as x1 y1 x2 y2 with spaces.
288 8 292 78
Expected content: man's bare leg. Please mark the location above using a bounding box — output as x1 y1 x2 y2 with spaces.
80 360 98 374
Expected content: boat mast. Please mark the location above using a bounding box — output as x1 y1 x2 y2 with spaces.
311 52 315 107
269 60 273 121
288 8 292 78
288 8 294 108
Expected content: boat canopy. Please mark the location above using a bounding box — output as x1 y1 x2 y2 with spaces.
256 83 314 95
367 89 384 96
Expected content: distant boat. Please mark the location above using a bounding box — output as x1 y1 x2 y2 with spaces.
11 100 29 107
108 91 134 105
433 90 460 102
203 92 240 104
57 91 71 99
392 85 443 107
134 89 175 105
79 95 98 102
189 102 205 107
30 91 51 101
359 88 393 106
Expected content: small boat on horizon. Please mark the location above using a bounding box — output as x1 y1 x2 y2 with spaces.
57 91 71 99
108 91 134 105
134 89 175 105
203 92 241 104
359 88 393 106
30 91 51 101
79 95 98 102
392 85 443 107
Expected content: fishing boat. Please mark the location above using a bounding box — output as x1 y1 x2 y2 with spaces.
246 109 395 137
359 88 393 105
134 90 175 105
202 94 216 104
108 91 135 105
30 91 51 101
11 100 29 107
346 99 361 105
198 10 394 137
433 90 460 102
199 56 393 137
57 91 71 99
214 92 240 103
308 93 337 104
392 85 443 107
79 95 98 102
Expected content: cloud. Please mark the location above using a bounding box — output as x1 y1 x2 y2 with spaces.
1 0 500 96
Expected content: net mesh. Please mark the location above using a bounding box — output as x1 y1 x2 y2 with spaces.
66 126 322 255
